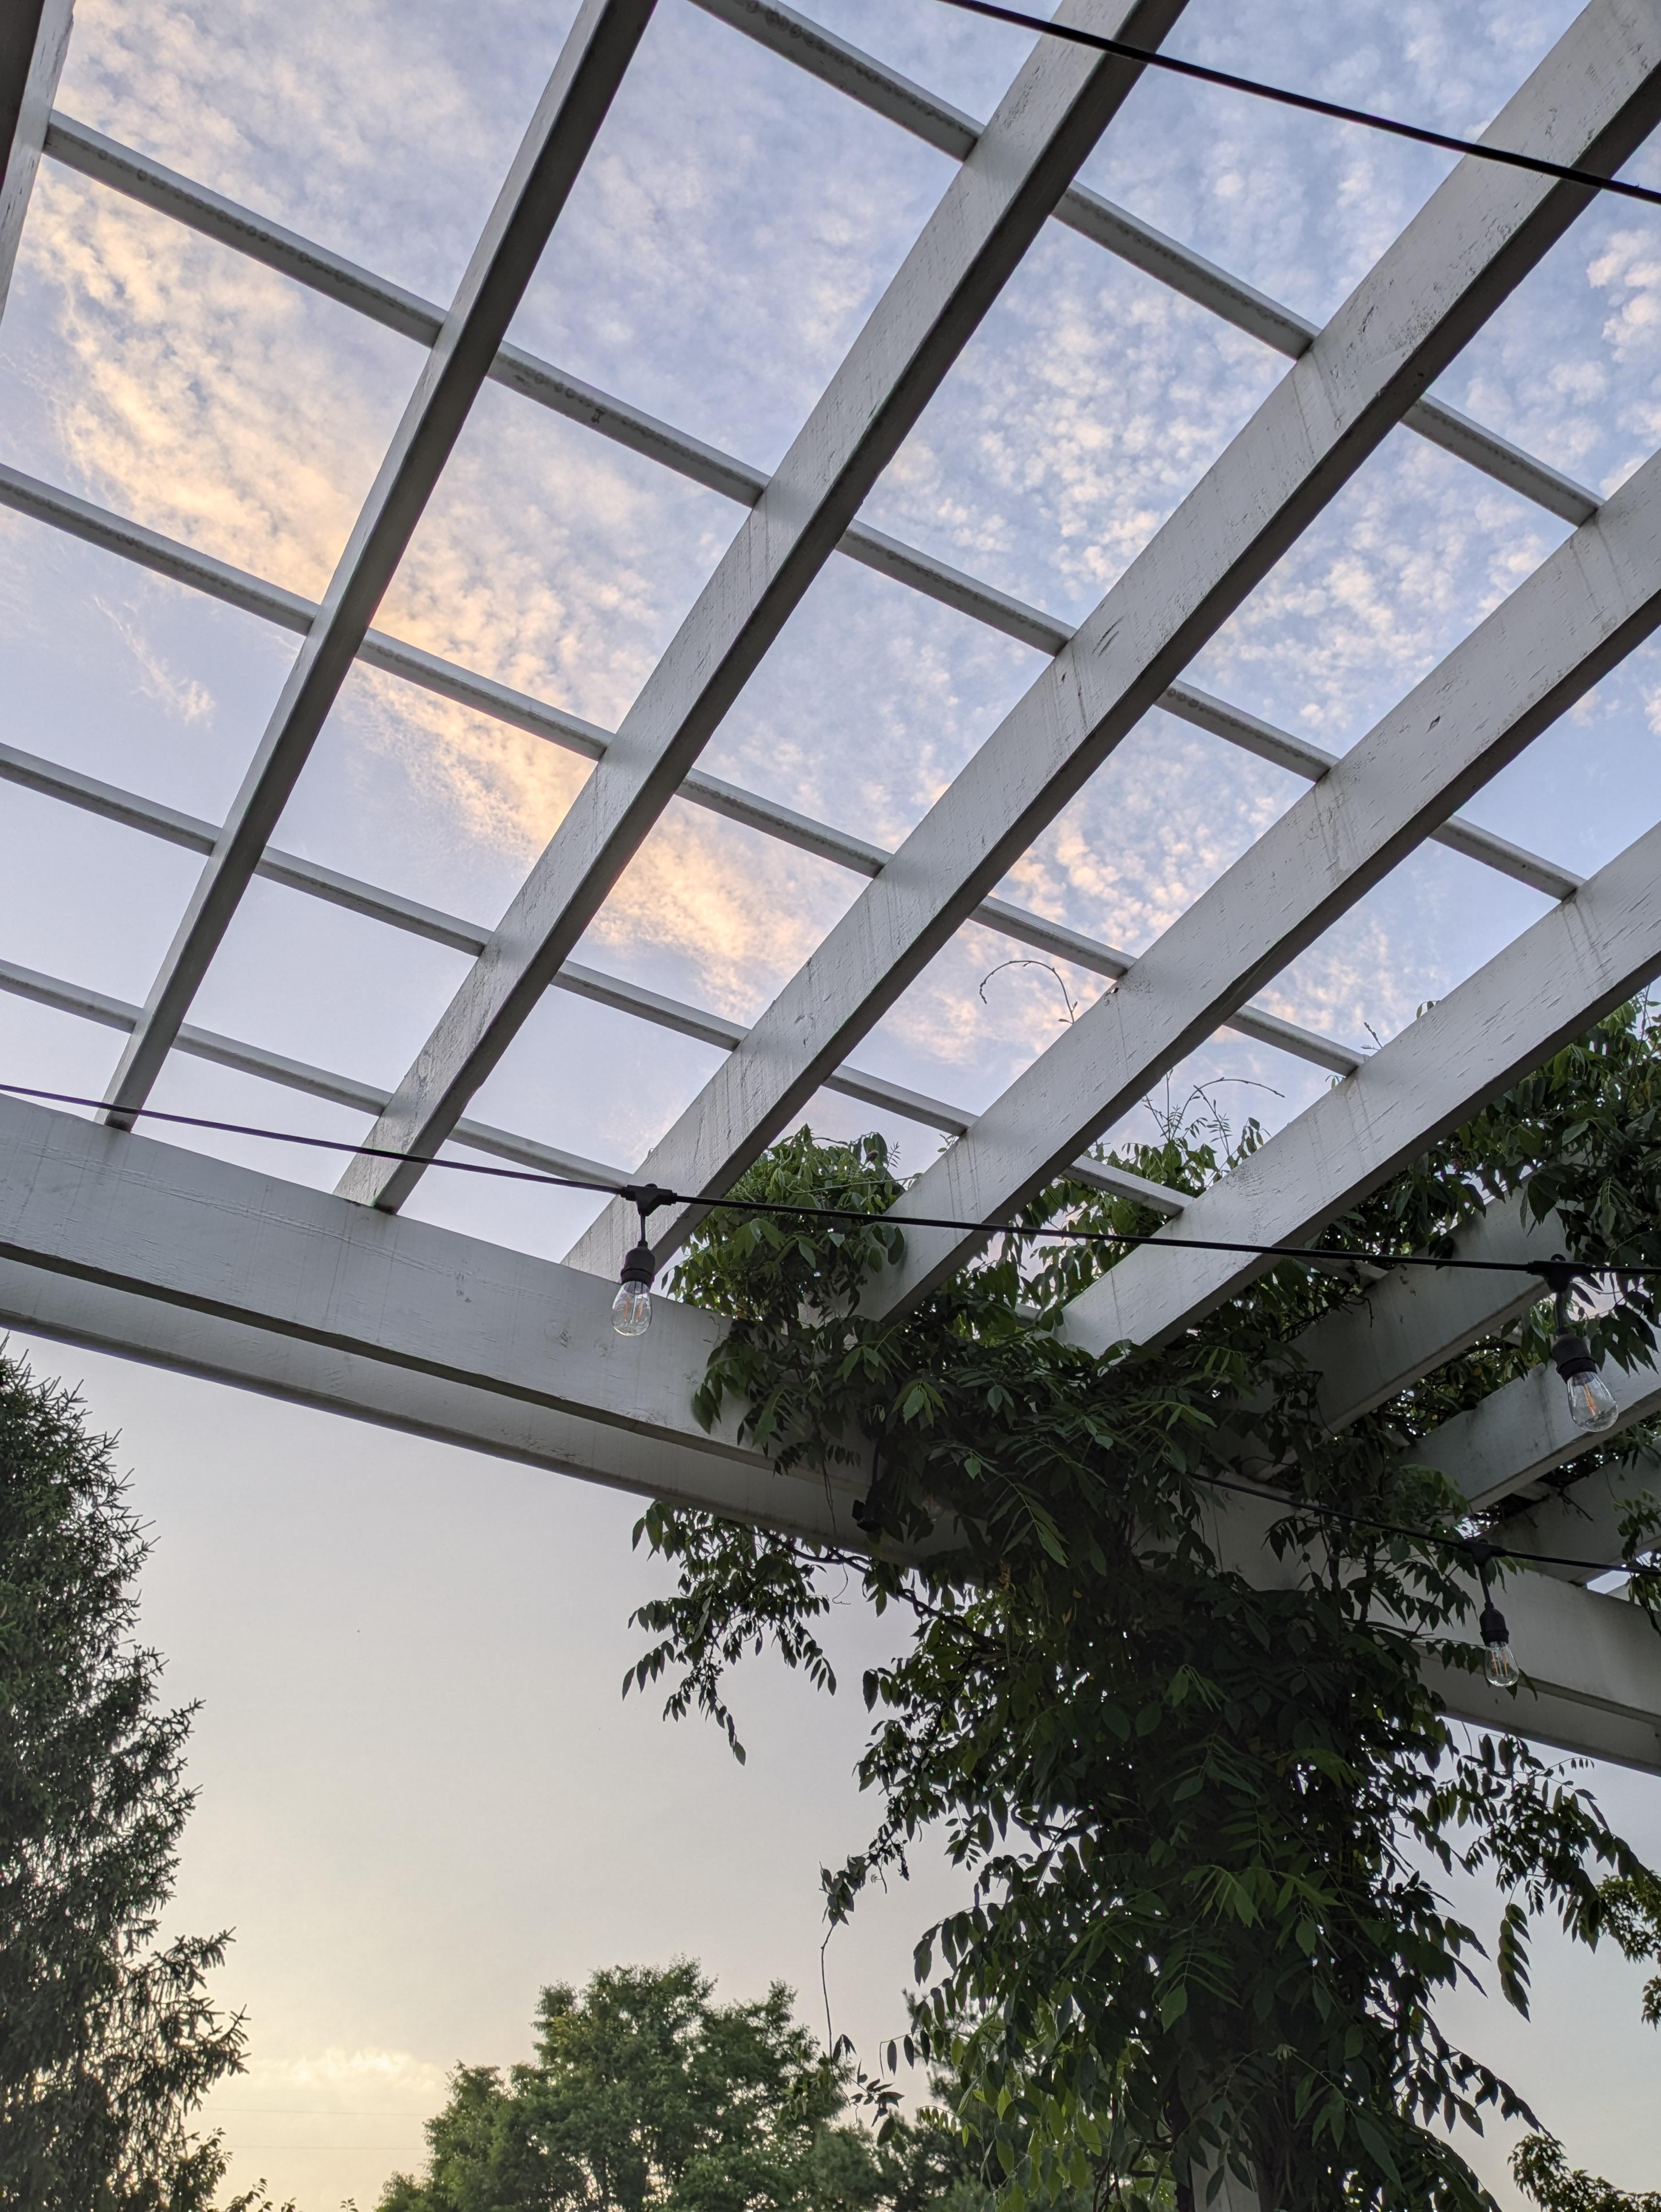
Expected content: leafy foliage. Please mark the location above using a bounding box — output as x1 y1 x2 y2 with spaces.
1512 2134 1661 2212
374 1959 969 2212
0 1346 258 2209
629 1013 1661 2212
1596 1869 1661 2027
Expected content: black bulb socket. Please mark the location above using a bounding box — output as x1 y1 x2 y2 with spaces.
1479 1597 1511 1651
1550 1331 1598 1382
619 1239 656 1288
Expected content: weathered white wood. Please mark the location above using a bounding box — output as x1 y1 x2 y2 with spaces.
0 953 633 1191
1060 817 1661 1357
1497 1460 1660 1583
0 1090 1655 1763
0 921 1177 1212
0 0 72 315
569 0 1661 1287
0 1255 864 1542
874 413 1661 1312
99 0 657 1128
1207 1482 1661 1773
0 449 1572 937
39 97 1603 648
1425 1568 1661 1771
0 1087 768 1478
884 432 1661 1306
1206 1196 1555 1477
337 0 1193 1214
1292 1193 1556 1432
1413 1348 1661 1508
692 0 1601 525
0 731 1355 1133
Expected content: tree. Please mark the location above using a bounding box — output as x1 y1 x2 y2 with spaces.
0 1345 254 2208
375 1959 965 2212
628 1009 1661 2211
1512 2135 1661 2212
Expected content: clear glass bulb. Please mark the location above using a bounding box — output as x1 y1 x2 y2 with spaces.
1563 1366 1619 1434
611 1281 652 1337
1484 1639 1521 1690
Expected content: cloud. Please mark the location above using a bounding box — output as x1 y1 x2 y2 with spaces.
96 595 216 721
11 0 1652 1139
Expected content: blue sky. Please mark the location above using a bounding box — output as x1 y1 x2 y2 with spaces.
3 0 1661 2200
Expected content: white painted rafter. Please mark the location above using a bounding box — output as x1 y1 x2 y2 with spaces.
568 0 1661 1287
0 913 1178 1214
1289 1193 1558 1433
337 0 1197 1213
97 0 659 1129
1413 1349 1661 1508
21 116 1585 908
875 433 1661 1310
1496 1460 1661 1584
0 0 73 315
0 451 1572 971
1058 813 1661 1357
689 0 1603 526
0 1089 1654 1769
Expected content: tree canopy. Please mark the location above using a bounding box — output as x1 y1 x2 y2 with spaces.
628 1009 1661 2211
0 1345 257 2209
375 1959 971 2212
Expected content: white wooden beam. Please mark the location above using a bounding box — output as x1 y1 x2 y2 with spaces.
0 1090 1655 1764
0 914 1179 1213
0 1252 864 1543
875 432 1661 1311
568 0 1661 1287
1207 1484 1661 1774
33 113 1068 659
0 0 71 315
0 954 633 1192
1414 1349 1661 1509
0 1089 805 1510
0 470 1384 1086
1058 816 1661 1357
1291 1193 1555 1433
337 0 1195 1214
97 0 657 1129
690 0 1601 525
31 111 1585 909
0 454 1574 928
1496 1460 1660 1584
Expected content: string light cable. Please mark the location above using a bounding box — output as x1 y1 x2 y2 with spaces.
1183 1463 1660 1582
921 0 1661 210
6 1082 1660 1291
7 1084 1658 1675
1178 1464 1661 1687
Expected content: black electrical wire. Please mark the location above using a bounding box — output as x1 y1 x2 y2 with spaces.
923 0 1661 211
9 1082 1658 1577
1182 1462 1661 1582
8 1080 1661 1284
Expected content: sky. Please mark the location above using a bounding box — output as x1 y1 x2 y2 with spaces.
3 0 1661 2201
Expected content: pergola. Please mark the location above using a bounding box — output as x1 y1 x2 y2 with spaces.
4 0 1661 1923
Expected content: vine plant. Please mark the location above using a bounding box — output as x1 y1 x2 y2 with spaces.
626 1006 1661 2211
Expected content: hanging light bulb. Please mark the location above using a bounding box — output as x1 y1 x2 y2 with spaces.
1541 1262 1620 1435
1550 1333 1619 1433
1479 1594 1521 1689
611 1184 672 1339
612 1241 654 1336
1466 1539 1522 1689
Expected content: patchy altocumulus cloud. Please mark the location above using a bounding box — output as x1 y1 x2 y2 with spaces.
8 0 1661 1119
